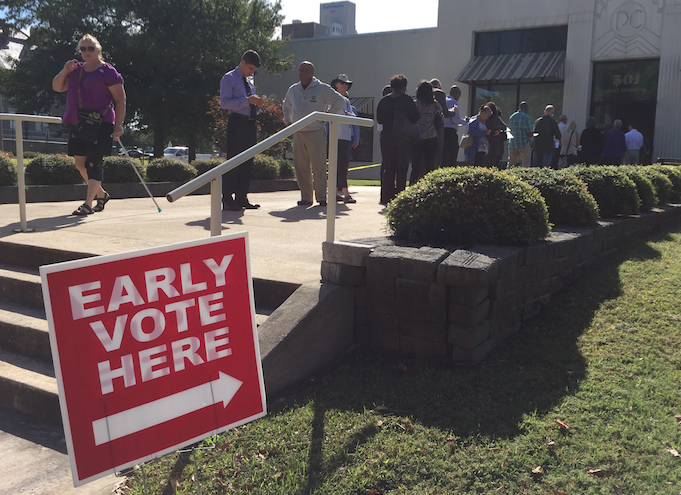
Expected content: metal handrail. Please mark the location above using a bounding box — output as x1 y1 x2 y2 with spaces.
0 113 63 232
167 111 374 241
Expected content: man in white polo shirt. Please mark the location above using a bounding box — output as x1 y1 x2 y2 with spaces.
624 122 644 165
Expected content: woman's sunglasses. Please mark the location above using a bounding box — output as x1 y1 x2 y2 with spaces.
79 46 96 52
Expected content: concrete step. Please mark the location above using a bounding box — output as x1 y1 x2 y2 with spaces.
0 347 60 425
0 264 43 310
0 300 51 362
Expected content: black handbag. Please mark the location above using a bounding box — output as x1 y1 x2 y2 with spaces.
393 97 420 142
71 67 104 143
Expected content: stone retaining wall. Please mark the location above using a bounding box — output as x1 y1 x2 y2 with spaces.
322 205 681 363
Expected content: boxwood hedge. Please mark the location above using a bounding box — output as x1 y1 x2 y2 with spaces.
146 157 197 182
387 167 550 245
194 159 220 176
252 154 279 180
637 166 673 205
571 166 640 217
617 166 658 211
25 154 82 185
103 156 145 183
0 154 17 186
511 167 599 226
652 165 681 202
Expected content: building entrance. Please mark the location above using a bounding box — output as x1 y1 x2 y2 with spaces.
591 59 659 163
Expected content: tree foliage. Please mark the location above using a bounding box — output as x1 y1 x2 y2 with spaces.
0 0 293 159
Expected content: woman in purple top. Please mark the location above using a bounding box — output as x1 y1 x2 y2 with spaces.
52 34 126 215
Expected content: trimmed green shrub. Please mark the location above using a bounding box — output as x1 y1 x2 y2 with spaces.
617 166 658 211
194 158 220 176
25 154 82 185
387 167 550 245
0 154 17 186
651 165 681 202
251 154 278 180
634 167 671 205
103 156 145 183
277 158 295 179
146 157 197 182
23 151 40 159
571 166 640 217
511 167 599 225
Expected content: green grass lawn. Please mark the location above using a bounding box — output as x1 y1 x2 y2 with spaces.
121 229 681 494
348 179 380 187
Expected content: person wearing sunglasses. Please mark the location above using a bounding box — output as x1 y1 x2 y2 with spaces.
52 34 126 216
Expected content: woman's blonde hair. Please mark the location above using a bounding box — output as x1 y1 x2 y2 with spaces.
78 34 104 62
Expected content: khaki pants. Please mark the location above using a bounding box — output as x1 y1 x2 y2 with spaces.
507 143 532 168
293 128 328 203
624 150 640 165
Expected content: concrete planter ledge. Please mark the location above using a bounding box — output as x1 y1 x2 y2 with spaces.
321 205 681 364
0 179 299 204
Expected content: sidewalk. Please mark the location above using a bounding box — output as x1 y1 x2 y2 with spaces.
0 186 388 285
0 186 388 494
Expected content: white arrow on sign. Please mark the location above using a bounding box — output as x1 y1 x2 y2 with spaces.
92 372 243 446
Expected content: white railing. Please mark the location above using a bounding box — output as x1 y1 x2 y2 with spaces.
1 113 63 232
167 111 374 241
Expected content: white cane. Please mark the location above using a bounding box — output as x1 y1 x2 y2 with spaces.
116 136 162 212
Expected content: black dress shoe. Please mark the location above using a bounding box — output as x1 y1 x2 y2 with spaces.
297 200 313 206
240 202 260 209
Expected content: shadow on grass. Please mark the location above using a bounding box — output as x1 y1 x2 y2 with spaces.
272 230 670 460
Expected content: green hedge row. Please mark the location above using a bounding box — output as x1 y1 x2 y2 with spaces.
0 153 296 185
387 164 681 246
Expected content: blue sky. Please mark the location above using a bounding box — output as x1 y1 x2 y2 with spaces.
278 0 439 34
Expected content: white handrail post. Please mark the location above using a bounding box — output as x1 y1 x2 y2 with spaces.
326 120 339 242
210 176 222 237
14 120 32 233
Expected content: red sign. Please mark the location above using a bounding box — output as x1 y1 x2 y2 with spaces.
40 233 266 486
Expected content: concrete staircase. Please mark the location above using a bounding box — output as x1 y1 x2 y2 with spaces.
0 241 298 426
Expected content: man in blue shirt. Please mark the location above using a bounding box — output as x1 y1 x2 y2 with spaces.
507 101 533 168
219 50 264 211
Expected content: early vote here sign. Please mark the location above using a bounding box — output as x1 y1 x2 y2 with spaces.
40 233 266 486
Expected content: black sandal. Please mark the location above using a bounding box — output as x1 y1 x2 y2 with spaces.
93 192 110 212
72 203 94 216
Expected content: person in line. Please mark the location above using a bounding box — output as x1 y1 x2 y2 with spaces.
219 49 264 211
554 114 569 168
330 73 358 204
464 105 492 166
376 74 419 205
484 102 506 168
624 122 644 165
558 120 579 168
507 101 533 168
283 61 345 207
377 84 393 205
52 34 126 216
442 85 467 168
602 119 627 165
533 105 561 168
579 117 603 165
429 78 448 168
410 80 444 183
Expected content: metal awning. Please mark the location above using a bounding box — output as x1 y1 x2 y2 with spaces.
457 51 565 84
349 97 374 116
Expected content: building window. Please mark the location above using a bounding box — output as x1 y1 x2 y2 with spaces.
475 26 568 56
473 82 564 122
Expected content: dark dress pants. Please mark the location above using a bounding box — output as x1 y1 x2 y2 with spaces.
410 137 437 184
223 114 256 207
380 131 413 204
442 127 459 168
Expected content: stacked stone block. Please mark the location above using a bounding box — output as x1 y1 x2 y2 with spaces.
321 205 681 364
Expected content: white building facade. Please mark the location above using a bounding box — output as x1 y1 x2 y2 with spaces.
257 0 681 167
